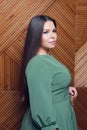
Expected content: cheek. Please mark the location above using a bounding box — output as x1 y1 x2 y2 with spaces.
42 35 48 40
42 36 48 45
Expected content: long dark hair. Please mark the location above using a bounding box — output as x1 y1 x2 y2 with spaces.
20 15 56 105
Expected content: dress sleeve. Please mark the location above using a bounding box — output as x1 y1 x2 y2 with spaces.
25 59 58 130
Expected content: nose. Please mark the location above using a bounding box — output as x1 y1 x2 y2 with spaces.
49 32 53 38
50 32 57 39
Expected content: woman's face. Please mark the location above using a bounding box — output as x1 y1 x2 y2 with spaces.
41 21 57 50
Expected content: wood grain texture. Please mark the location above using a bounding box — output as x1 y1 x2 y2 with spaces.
0 0 55 54
1 0 87 130
74 42 87 87
0 91 25 130
75 1 87 51
74 87 87 130
74 1 87 130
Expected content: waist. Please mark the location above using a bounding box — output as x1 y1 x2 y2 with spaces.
52 89 70 104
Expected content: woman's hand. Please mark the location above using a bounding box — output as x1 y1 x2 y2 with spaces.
69 86 78 100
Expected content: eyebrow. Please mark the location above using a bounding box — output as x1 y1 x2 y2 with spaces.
43 28 56 30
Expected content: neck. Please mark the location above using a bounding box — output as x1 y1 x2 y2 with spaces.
37 48 49 55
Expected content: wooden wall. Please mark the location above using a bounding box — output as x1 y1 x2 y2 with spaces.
0 0 87 130
74 0 87 130
74 0 87 86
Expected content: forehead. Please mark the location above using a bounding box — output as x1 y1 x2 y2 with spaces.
43 21 55 30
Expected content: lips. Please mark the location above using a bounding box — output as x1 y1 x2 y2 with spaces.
48 41 56 44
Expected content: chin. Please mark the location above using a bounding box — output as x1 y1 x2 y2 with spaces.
45 45 56 50
50 45 56 49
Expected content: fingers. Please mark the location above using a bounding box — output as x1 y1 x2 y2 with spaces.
69 87 78 100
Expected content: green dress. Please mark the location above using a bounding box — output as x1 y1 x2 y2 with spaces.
21 55 77 130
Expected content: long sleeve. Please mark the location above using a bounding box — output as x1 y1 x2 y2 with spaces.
25 58 58 130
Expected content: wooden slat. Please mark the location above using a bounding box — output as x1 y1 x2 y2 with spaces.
0 54 4 90
76 0 87 4
10 60 20 90
4 54 11 90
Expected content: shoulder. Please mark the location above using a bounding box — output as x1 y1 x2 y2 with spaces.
25 55 47 74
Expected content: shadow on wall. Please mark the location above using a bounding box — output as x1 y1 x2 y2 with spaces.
0 124 6 130
74 87 87 130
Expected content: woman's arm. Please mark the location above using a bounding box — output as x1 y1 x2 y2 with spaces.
25 59 58 130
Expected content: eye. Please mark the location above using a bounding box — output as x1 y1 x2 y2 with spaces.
43 31 49 34
52 29 56 33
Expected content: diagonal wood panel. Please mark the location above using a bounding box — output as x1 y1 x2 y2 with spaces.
75 1 87 51
0 91 25 130
0 0 55 54
74 42 87 87
6 30 26 65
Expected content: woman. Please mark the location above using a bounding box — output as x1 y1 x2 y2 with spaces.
20 15 78 130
